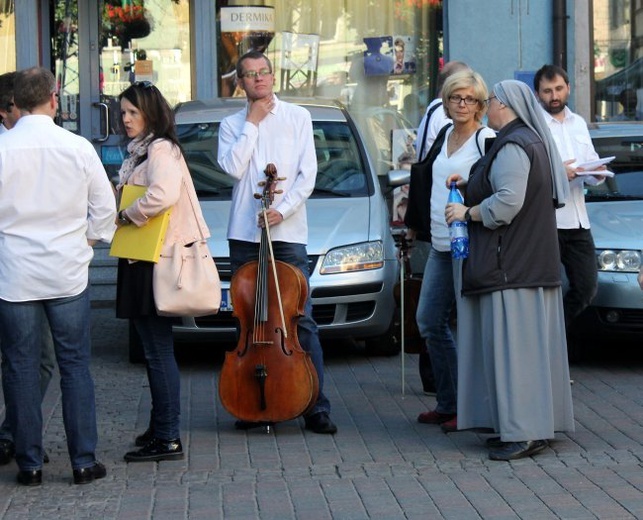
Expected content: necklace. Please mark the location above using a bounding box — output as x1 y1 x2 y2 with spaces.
447 126 479 154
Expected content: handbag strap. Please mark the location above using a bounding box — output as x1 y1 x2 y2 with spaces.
181 173 208 242
417 101 443 160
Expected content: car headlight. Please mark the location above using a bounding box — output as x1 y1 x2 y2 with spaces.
596 249 642 272
320 241 384 274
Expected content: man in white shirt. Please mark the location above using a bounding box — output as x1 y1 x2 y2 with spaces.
0 71 57 469
218 51 336 435
534 64 606 353
0 67 116 486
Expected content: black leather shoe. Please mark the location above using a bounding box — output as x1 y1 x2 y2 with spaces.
124 438 184 462
485 436 504 449
17 469 42 486
73 461 107 485
489 439 548 461
135 427 154 447
0 439 15 466
304 412 337 434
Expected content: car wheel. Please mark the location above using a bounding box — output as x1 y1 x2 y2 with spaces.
128 320 146 364
364 317 401 356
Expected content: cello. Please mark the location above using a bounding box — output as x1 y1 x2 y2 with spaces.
218 164 319 427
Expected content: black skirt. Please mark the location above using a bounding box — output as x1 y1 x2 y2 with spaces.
116 258 158 319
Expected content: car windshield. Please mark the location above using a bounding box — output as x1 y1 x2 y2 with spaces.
587 129 643 201
176 120 370 199
585 171 643 201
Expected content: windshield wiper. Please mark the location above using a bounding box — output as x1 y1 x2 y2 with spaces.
586 193 643 201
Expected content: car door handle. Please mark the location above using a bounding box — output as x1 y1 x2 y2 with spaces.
93 102 110 142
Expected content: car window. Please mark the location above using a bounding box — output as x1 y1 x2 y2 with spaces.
585 171 643 201
177 120 369 199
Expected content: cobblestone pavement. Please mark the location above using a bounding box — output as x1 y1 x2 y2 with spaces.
1 308 643 519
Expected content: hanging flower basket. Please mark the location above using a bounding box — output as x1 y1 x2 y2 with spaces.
103 0 151 48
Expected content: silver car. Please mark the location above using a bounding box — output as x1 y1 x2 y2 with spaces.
571 122 643 358
168 98 400 355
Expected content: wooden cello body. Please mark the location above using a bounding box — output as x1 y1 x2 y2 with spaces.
218 164 319 423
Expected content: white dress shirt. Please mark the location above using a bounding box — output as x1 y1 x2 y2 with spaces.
541 106 602 229
0 115 116 301
415 98 451 160
217 96 317 245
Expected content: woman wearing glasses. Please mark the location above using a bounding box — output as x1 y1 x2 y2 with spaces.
114 81 210 462
406 70 495 433
445 80 574 460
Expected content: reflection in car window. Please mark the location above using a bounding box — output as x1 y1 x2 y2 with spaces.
177 121 369 199
585 172 643 201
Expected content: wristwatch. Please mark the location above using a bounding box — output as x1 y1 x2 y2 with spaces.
118 210 130 225
464 207 472 222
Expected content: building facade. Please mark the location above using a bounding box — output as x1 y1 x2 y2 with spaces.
0 0 639 166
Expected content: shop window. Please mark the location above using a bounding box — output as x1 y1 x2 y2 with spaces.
216 0 442 173
0 0 16 73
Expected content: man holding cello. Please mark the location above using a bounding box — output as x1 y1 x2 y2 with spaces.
217 50 337 435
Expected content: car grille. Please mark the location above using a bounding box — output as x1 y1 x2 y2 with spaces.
214 255 318 282
597 307 643 326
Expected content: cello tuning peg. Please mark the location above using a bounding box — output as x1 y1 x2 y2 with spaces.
276 176 287 181
258 181 267 187
254 193 262 199
274 189 283 195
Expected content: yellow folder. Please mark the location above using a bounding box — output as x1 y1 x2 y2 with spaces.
109 185 171 263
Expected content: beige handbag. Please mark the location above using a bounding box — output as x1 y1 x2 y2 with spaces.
153 179 221 317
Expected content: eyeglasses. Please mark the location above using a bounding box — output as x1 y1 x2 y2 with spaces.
484 96 497 106
133 80 154 89
449 95 479 106
240 68 272 79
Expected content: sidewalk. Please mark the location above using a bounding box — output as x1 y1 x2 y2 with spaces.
1 307 643 519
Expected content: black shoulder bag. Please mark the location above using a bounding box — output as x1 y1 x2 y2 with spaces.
404 122 452 242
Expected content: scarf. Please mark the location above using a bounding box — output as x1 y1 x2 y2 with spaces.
117 133 155 189
493 80 570 208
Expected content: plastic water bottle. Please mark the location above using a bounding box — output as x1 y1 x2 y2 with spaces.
448 181 469 259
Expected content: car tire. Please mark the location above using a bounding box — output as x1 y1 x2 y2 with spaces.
364 317 401 356
128 320 146 364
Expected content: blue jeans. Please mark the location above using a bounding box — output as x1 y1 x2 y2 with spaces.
229 240 331 416
0 310 56 441
416 247 458 414
558 228 598 329
132 315 181 440
0 288 97 471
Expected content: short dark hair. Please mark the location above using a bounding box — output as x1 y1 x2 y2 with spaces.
13 67 55 112
534 64 569 91
436 61 470 94
118 82 180 148
236 50 272 78
0 71 16 109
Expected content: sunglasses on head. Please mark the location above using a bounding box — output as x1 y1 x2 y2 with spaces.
133 80 154 89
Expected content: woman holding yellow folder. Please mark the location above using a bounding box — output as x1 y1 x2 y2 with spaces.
114 81 209 462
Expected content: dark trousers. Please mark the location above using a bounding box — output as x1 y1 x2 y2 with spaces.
558 228 598 330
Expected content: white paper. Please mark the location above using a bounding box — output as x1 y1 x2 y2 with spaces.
576 170 615 178
576 156 615 170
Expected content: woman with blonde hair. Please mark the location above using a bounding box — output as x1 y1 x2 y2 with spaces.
406 70 495 433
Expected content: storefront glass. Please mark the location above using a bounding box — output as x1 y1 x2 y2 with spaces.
0 0 16 74
593 0 641 121
50 0 191 135
216 0 442 174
